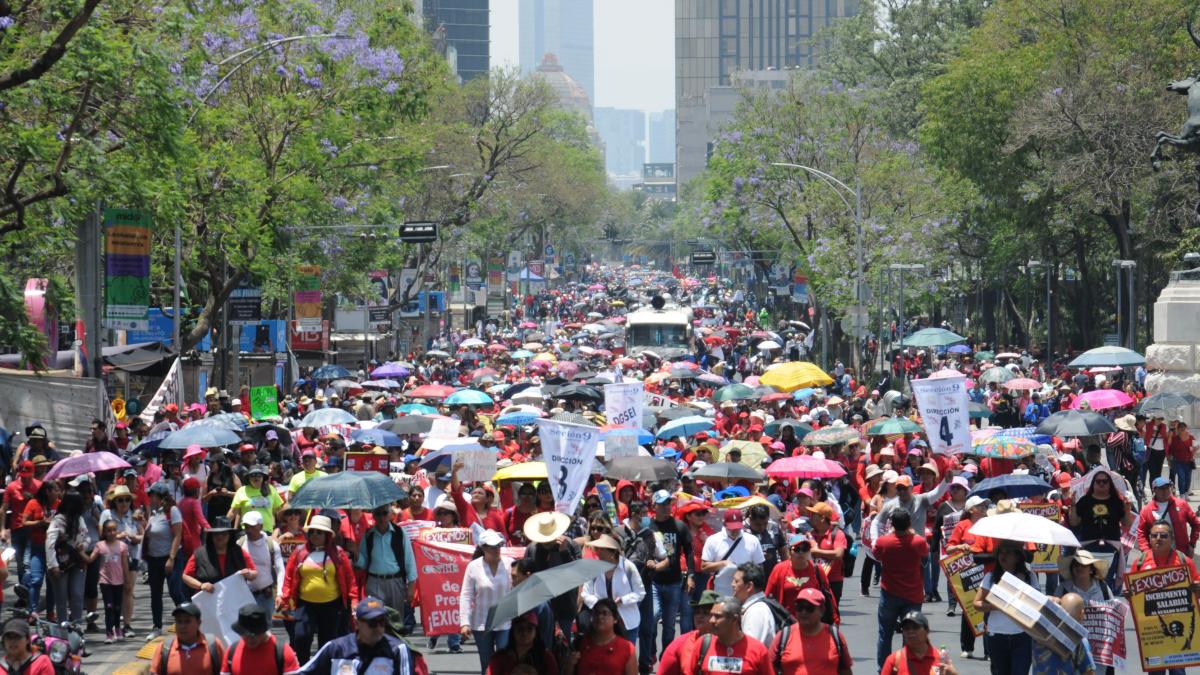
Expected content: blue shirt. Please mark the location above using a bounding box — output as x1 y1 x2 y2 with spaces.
1032 638 1096 675
356 526 418 583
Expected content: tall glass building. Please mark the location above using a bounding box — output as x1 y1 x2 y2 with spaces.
424 0 490 81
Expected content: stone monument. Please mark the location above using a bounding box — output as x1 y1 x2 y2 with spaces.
1145 267 1200 426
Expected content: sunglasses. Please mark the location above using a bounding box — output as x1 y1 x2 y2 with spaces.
1093 479 1111 485
796 603 821 613
589 526 610 534
1149 532 1172 539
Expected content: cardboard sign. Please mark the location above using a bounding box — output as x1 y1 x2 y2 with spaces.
344 452 389 474
250 385 278 420
984 572 1088 658
909 374 971 455
189 575 257 648
940 551 987 636
1016 502 1061 521
604 381 644 428
459 448 497 483
417 526 473 545
940 512 962 556
429 417 461 440
1029 543 1061 574
1082 599 1128 669
1127 565 1200 671
604 433 639 460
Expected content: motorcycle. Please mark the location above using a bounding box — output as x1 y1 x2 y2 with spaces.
11 586 85 674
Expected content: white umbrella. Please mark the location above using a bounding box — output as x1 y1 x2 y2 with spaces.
757 340 782 350
511 387 544 404
968 512 1080 547
459 338 486 348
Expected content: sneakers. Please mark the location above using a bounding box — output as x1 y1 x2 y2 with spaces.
122 624 136 638
961 651 972 659
947 607 956 617
448 645 463 654
145 628 162 643
104 633 114 645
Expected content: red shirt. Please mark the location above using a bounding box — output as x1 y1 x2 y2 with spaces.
150 634 225 675
3 653 55 675
178 497 209 558
21 499 53 546
765 560 825 618
812 526 848 582
771 625 853 674
874 531 929 604
656 631 700 675
484 649 559 675
3 478 40 530
880 644 946 675
681 634 772 675
575 635 635 675
182 547 257 579
223 635 300 675
1133 548 1200 582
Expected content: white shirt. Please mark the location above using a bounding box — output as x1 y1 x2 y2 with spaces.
741 592 776 648
582 558 646 631
240 534 284 594
423 484 446 510
701 529 765 595
459 556 512 631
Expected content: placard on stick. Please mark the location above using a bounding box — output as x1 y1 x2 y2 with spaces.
250 385 278 420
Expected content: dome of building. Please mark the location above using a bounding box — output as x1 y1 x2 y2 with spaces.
536 53 593 121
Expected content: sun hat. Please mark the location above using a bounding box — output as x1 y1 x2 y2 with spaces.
865 465 884 480
586 534 622 552
1115 414 1137 432
987 499 1019 517
1057 549 1110 579
206 516 237 535
524 511 572 543
232 603 270 636
106 485 133 501
306 514 336 534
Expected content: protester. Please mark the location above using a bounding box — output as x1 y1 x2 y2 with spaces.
768 587 852 675
731 563 777 648
880 610 958 675
485 611 557 675
0 618 54 675
222 603 301 675
701 509 766 596
1136 477 1200 555
974 540 1036 675
678 596 771 675
278 514 357 663
522 511 580 648
181 516 256 593
229 465 282 530
1068 469 1134 593
358 503 418 623
149 603 224 675
45 488 89 625
237 511 285 619
459 530 512 671
1 460 42 587
302 597 425 675
143 482 184 642
656 590 719 675
564 597 636 675
19 479 58 616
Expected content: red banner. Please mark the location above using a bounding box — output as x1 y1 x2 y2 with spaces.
411 538 525 636
344 453 389 474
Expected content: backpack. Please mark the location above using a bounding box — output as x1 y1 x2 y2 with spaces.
160 634 222 675
225 637 284 675
773 624 844 675
748 595 795 633
1132 436 1148 464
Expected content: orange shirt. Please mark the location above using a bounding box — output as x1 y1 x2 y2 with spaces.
150 635 225 675
880 644 946 675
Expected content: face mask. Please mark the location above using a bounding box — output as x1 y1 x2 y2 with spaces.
640 516 651 530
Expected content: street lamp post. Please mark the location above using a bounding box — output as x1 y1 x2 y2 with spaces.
888 263 925 351
770 163 863 371
1113 259 1136 349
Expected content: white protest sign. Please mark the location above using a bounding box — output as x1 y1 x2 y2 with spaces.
189 574 257 649
535 418 599 514
140 357 184 423
604 433 639 460
459 448 497 483
604 381 644 428
909 373 971 455
645 392 677 408
428 417 461 439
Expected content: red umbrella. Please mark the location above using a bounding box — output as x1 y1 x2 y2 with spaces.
593 349 613 358
704 336 725 346
486 344 509 353
408 384 456 399
760 392 791 403
471 367 499 379
614 357 637 368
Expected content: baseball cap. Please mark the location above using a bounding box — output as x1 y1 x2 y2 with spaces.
479 529 505 547
895 475 913 487
182 477 201 491
172 603 202 620
2 618 29 638
722 510 744 530
1153 477 1172 489
899 610 930 630
652 489 672 505
17 460 33 476
808 502 833 519
795 588 825 607
691 590 723 608
965 495 988 510
265 430 279 440
355 596 389 621
241 511 265 527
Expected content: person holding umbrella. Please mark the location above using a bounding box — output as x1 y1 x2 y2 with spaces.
581 534 646 649
564 598 636 675
522 511 580 648
486 611 558 675
1068 469 1134 593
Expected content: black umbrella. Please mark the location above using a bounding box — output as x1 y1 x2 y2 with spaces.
668 367 698 380
488 559 614 629
603 456 677 482
968 474 1053 499
500 382 538 400
243 423 292 446
549 412 597 427
525 331 547 342
555 384 603 403
289 471 407 510
641 411 658 429
572 371 599 381
658 406 698 421
378 416 438 435
691 462 764 481
1034 410 1117 437
1137 392 1199 417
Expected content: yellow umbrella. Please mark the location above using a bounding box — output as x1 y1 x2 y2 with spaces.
760 361 834 392
492 461 548 482
718 440 767 469
531 352 557 363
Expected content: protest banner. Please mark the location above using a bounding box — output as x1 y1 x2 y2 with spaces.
249 385 278 420
1029 543 1061 574
1082 599 1128 669
190 575 257 648
344 452 389 474
103 208 153 330
645 392 678 408
909 374 971 455
417 526 473 545
940 551 987 636
536 418 599 513
140 357 183 423
1127 565 1200 671
1016 502 1061 520
939 512 962 556
429 417 461 440
412 540 525 636
604 381 644 428
397 520 435 543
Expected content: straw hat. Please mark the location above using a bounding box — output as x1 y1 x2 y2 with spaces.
106 485 133 501
585 533 622 552
523 511 572 543
987 499 1019 517
1115 415 1137 432
1058 549 1110 579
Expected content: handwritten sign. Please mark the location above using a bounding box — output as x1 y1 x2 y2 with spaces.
910 374 970 455
459 448 497 483
250 385 278 420
344 452 389 474
604 433 639 460
1127 565 1200 671
940 551 987 636
429 417 461 440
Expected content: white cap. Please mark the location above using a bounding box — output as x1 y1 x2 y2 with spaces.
882 470 899 483
242 511 264 527
479 529 505 547
965 496 988 510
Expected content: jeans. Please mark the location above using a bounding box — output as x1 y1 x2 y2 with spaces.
1173 461 1194 495
472 629 509 672
252 591 275 623
1042 572 1059 597
637 589 656 673
100 583 123 634
294 599 349 664
876 589 922 669
985 632 1032 675
681 572 709 634
653 580 684 653
48 566 85 623
11 528 30 584
23 545 46 613
144 555 184 629
924 556 939 596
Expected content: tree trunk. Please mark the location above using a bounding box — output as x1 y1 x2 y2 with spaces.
1072 229 1095 350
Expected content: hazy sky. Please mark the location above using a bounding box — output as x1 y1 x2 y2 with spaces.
490 0 675 112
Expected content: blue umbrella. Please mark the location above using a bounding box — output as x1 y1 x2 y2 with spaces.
512 349 534 359
311 364 353 380
968 474 1053 499
603 427 655 445
289 471 407 510
995 426 1052 445
1067 346 1145 368
299 408 358 428
947 344 972 354
159 424 242 450
498 412 541 426
188 413 249 430
445 389 494 406
656 415 715 439
791 388 816 401
350 428 404 447
397 403 437 415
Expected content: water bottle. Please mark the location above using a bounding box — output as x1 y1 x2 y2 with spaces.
934 645 952 675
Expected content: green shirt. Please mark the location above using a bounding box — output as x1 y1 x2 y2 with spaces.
287 470 327 498
229 485 283 531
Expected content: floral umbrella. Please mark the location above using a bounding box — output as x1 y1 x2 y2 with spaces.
966 435 1037 459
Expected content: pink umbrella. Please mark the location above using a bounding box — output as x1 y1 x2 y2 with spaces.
1072 389 1135 411
744 376 762 387
44 451 131 480
557 361 581 377
764 455 847 479
519 321 538 329
1002 378 1042 390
